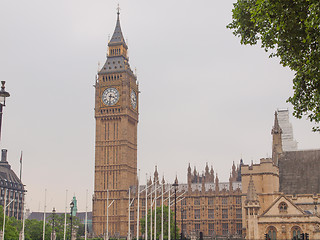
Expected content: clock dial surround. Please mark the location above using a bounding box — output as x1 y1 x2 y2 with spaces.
102 87 119 106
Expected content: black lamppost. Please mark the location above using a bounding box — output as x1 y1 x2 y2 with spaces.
52 208 56 240
0 81 10 141
70 201 74 240
173 178 178 240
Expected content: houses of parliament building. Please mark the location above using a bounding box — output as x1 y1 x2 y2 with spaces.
92 10 243 239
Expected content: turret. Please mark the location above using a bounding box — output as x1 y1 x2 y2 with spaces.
210 166 214 183
244 176 260 240
229 173 233 192
271 111 283 165
215 174 219 193
187 163 192 191
154 166 159 184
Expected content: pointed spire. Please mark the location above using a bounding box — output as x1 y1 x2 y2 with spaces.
205 163 209 174
246 176 258 201
154 165 159 184
148 176 152 186
188 163 191 174
229 173 233 191
272 111 282 134
272 111 283 165
215 173 219 192
109 6 127 48
162 175 165 185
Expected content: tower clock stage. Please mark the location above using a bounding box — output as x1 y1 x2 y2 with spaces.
92 9 139 237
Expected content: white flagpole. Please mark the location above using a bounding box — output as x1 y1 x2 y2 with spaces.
43 189 47 240
21 193 26 240
2 189 7 240
137 170 140 240
145 175 148 240
154 182 156 240
64 190 68 240
106 189 109 240
168 185 171 240
85 189 88 240
150 186 152 240
128 188 131 240
161 184 163 240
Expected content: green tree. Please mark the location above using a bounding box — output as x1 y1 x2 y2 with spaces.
227 0 320 131
140 205 179 240
0 205 20 240
47 213 83 239
24 219 51 240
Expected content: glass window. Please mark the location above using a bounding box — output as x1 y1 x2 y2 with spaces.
208 223 214 236
182 210 187 219
236 223 242 235
194 198 200 205
194 209 200 219
195 224 200 233
267 226 277 240
279 202 288 213
222 223 228 235
236 208 242 218
208 209 214 219
130 211 134 220
222 209 228 218
292 226 301 239
208 197 214 205
222 197 228 205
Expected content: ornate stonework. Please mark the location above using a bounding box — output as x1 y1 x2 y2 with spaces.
92 11 139 237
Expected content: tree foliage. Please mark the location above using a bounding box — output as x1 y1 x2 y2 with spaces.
227 0 320 131
0 205 20 240
0 205 85 240
140 205 179 240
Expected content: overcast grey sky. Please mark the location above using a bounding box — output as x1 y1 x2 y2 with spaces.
0 0 319 213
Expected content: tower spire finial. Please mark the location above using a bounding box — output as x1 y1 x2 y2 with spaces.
117 4 120 15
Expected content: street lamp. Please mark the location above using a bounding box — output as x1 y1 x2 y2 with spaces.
172 178 178 240
0 81 10 141
70 201 74 240
52 208 56 240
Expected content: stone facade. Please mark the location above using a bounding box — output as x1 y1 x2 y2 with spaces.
127 164 243 239
241 111 320 239
242 158 320 240
92 11 139 237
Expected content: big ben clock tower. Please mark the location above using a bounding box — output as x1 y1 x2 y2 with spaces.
93 9 139 237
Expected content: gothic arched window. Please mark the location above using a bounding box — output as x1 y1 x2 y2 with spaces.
267 226 277 240
279 202 288 213
292 226 302 239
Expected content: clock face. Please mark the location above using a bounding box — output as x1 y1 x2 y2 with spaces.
102 88 119 106
130 90 137 109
